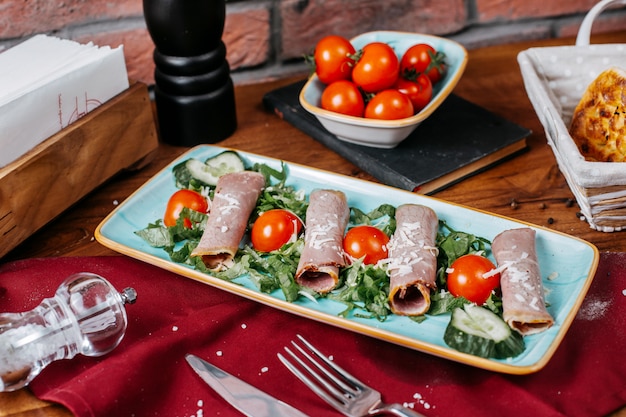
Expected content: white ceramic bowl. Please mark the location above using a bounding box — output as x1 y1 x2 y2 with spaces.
299 31 468 148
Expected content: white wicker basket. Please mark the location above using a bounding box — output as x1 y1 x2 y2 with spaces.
518 0 626 232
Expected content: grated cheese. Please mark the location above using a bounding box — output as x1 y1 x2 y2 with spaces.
529 296 540 311
482 261 511 278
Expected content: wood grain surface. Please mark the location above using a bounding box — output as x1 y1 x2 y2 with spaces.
0 82 158 258
2 31 626 417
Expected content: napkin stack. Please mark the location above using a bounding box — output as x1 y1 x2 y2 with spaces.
0 35 129 168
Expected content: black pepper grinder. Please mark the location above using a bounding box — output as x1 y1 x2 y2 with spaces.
143 0 237 146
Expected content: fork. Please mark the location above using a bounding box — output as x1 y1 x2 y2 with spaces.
277 335 427 417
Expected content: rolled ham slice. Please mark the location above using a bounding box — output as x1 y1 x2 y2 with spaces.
191 171 265 271
386 204 439 316
295 189 349 294
492 227 554 335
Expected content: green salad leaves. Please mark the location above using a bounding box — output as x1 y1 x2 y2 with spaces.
132 151 532 360
135 154 499 325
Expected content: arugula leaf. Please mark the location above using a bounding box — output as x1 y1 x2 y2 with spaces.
246 162 309 221
252 160 288 184
483 293 503 315
435 221 491 286
219 240 305 302
134 220 174 247
330 259 391 321
165 241 198 264
349 204 396 236
237 254 280 293
254 183 308 220
437 221 490 263
427 288 501 317
172 159 194 189
428 290 470 315
134 208 206 251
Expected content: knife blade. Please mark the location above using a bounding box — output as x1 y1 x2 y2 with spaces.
185 354 309 417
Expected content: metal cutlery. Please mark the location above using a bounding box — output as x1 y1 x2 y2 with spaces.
186 353 309 417
278 335 427 417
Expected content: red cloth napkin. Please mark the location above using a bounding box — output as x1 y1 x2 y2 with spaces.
1 254 625 417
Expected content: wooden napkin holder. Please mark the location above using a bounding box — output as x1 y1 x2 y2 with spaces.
0 81 159 258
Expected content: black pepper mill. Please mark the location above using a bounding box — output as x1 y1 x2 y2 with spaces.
143 0 237 146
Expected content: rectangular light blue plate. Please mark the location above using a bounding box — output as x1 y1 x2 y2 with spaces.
95 145 599 374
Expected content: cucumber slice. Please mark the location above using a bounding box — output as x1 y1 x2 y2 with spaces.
204 151 245 176
183 151 245 186
443 304 524 359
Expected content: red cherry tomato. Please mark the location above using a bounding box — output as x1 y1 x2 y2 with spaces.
321 80 365 117
251 209 303 252
314 35 356 85
446 254 501 305
343 225 390 265
163 189 209 228
364 89 414 120
395 73 433 113
352 42 400 93
400 43 447 84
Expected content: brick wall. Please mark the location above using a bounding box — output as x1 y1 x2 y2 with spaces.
1 0 625 86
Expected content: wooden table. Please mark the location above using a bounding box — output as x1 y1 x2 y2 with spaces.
2 31 626 417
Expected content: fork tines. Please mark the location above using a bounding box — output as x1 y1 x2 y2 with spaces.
277 334 364 411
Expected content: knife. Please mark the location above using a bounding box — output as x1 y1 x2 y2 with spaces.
185 354 309 417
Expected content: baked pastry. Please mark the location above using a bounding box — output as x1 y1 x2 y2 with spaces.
569 67 626 162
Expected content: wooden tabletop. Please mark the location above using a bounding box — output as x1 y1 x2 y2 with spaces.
2 31 626 416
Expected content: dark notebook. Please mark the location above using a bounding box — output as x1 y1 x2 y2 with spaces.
262 79 531 194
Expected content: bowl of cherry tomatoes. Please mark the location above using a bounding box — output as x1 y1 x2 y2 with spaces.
299 31 468 148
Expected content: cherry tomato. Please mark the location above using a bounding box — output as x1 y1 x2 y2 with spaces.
343 225 390 265
394 73 433 113
251 209 303 252
352 42 399 93
163 189 209 228
446 254 501 305
400 43 447 84
364 89 414 120
321 80 365 117
314 35 356 85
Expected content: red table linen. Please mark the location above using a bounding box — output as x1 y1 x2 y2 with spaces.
0 254 625 417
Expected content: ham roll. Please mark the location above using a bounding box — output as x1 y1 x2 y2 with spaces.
191 171 265 271
387 204 439 316
492 227 554 335
295 189 349 294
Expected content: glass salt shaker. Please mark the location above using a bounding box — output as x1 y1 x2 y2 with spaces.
0 272 137 392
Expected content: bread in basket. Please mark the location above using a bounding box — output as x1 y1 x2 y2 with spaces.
518 0 626 232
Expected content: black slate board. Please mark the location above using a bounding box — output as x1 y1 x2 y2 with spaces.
262 79 531 194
